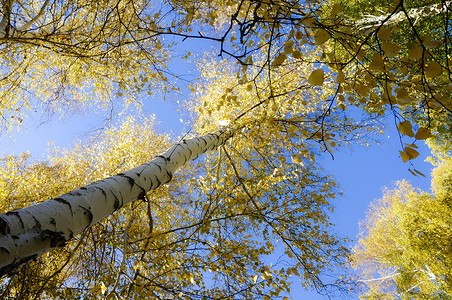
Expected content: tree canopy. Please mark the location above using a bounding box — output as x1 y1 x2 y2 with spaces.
0 0 451 299
352 154 452 299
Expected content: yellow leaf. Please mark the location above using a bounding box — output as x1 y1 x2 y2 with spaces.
399 150 410 163
292 50 301 59
420 35 441 48
337 70 345 84
415 127 433 140
272 52 286 67
408 45 423 60
295 30 303 40
308 69 324 86
253 275 258 283
446 83 452 92
331 3 342 18
100 282 108 295
397 120 414 137
378 27 392 40
369 53 385 71
314 29 330 45
291 154 304 165
302 16 315 27
405 146 420 159
425 61 443 78
395 88 412 105
284 40 294 54
380 42 400 58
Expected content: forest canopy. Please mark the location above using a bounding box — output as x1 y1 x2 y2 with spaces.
0 0 451 299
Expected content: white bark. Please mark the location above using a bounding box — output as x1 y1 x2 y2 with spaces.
0 0 49 43
0 0 14 36
355 1 452 29
0 126 234 276
16 0 49 32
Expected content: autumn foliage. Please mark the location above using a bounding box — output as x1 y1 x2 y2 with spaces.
0 0 451 299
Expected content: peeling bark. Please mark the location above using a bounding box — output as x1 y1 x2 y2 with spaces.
0 126 234 276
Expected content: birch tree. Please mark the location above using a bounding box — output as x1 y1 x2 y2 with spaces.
0 107 358 299
314 0 451 160
352 156 452 298
1 0 451 298
0 123 233 275
0 0 181 130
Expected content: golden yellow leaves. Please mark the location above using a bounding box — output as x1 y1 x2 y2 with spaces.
314 29 330 46
308 69 324 86
397 121 433 141
397 121 414 138
425 61 443 78
400 146 419 163
91 282 108 296
330 3 342 19
284 40 294 54
377 26 392 40
292 50 301 59
380 42 400 58
291 154 304 165
397 120 433 162
336 70 345 84
420 35 442 49
272 34 305 66
295 30 303 40
369 53 385 72
272 52 287 67
415 127 434 140
395 88 412 105
408 44 423 60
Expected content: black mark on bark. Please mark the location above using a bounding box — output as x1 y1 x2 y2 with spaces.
5 211 23 230
42 229 66 248
53 198 73 215
0 216 10 234
113 194 121 211
162 171 173 184
0 246 10 254
79 205 93 225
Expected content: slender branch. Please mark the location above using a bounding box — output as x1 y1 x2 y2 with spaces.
17 0 50 31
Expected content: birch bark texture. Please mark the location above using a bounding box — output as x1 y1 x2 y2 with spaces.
355 0 452 28
0 0 50 42
0 126 234 276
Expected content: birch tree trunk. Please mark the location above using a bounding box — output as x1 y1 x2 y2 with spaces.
0 126 234 276
0 0 50 42
354 1 452 29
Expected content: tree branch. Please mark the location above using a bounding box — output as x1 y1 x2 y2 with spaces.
0 0 14 36
17 0 50 31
